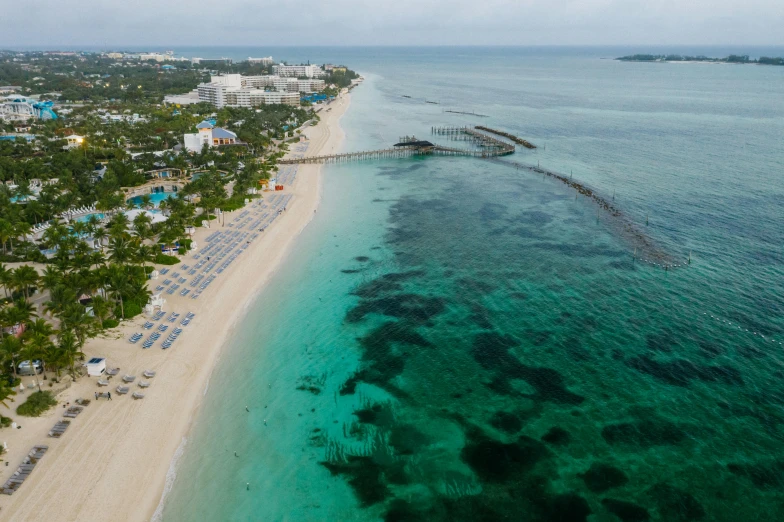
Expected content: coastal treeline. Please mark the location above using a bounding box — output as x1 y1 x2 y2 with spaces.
617 54 784 65
0 51 358 104
0 50 346 425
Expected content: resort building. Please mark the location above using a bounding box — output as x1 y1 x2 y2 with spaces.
163 91 200 106
272 64 325 78
194 74 303 108
248 56 274 65
242 76 325 93
183 121 239 152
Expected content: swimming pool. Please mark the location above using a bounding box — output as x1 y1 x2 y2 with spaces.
74 212 105 223
127 191 177 208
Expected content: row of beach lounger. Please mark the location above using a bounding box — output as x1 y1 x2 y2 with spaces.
97 370 155 399
131 313 194 348
2 445 48 495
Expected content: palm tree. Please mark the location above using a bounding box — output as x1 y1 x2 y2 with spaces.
71 220 89 239
40 265 63 293
14 222 32 246
92 227 107 250
127 278 151 311
90 295 112 327
0 334 22 380
42 223 69 250
12 265 40 302
106 266 129 318
60 303 96 349
108 236 133 267
88 251 106 270
26 317 55 338
0 219 13 255
44 284 78 318
0 263 11 298
25 200 46 225
20 333 50 392
5 299 37 328
0 374 13 408
56 330 84 379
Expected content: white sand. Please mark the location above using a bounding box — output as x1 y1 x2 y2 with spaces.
0 93 351 521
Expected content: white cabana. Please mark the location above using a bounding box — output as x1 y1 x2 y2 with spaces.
144 293 166 315
85 357 106 376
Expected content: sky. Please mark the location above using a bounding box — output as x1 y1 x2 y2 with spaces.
1 0 783 47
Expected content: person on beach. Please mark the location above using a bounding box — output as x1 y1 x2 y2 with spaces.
108 392 112 401
95 392 98 400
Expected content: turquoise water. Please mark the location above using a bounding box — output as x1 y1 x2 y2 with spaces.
162 48 784 521
128 191 176 207
74 212 105 223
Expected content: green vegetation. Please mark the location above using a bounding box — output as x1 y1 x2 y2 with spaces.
16 391 57 417
324 68 360 89
0 50 353 394
0 414 11 428
617 54 784 65
154 253 180 265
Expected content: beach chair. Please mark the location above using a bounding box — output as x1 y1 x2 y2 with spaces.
139 381 151 388
97 379 110 387
122 375 136 383
143 370 156 378
63 406 84 418
116 386 130 395
132 392 145 400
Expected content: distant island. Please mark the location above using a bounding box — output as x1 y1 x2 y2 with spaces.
616 54 784 66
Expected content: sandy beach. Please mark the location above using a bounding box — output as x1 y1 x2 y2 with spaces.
0 92 350 521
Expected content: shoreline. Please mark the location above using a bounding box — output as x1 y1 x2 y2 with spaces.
0 92 351 521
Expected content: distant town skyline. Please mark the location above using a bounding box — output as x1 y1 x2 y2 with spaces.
1 0 782 47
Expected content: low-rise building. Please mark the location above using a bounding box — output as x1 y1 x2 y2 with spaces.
64 135 84 149
248 56 274 65
183 121 239 152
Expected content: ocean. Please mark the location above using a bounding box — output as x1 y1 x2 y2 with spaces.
159 47 784 521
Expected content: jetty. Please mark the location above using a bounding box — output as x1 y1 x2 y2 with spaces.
278 126 517 164
475 126 537 149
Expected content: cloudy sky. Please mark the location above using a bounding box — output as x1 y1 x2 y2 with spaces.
1 0 782 47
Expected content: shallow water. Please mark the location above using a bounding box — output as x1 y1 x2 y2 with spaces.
162 48 784 522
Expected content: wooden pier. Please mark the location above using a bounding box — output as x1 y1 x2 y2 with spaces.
278 126 518 164
278 147 421 164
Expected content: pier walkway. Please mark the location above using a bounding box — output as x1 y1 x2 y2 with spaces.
277 126 518 165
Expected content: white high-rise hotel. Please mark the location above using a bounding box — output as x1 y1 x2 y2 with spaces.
272 64 326 78
193 73 325 108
